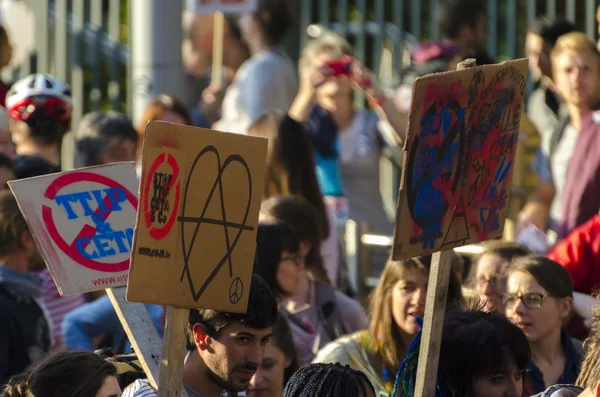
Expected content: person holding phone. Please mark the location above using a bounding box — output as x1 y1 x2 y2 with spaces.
288 30 406 270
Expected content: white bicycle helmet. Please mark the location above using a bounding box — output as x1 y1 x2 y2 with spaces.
6 73 72 122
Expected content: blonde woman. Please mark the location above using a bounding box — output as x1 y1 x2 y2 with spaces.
289 31 406 257
313 256 463 396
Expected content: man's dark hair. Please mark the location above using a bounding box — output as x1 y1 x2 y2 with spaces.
527 16 578 47
75 111 139 167
0 189 30 258
438 0 487 40
281 363 375 397
254 0 294 46
439 310 530 396
13 155 60 179
188 274 278 343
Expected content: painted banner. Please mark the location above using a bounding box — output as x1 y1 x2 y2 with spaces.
392 59 529 260
8 163 139 295
186 0 257 14
127 121 268 313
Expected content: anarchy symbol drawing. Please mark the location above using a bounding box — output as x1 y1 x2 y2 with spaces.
178 145 253 303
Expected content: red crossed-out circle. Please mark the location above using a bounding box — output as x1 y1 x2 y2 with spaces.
42 172 138 273
143 153 181 240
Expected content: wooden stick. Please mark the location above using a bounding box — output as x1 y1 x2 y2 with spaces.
411 58 477 397
211 11 225 87
107 287 163 390
412 250 455 397
158 307 190 397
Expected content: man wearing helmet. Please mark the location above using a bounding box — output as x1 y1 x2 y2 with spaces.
5 73 72 175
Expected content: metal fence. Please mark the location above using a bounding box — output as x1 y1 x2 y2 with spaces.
298 0 600 82
6 0 600 170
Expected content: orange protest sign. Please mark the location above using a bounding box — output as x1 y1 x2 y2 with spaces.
127 121 268 313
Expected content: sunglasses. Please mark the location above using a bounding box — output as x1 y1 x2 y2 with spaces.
502 292 551 310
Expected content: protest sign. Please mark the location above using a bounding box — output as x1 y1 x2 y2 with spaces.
392 58 529 260
127 121 268 313
9 162 166 392
8 163 138 295
186 0 257 14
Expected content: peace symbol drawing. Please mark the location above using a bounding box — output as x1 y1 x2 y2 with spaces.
178 145 254 303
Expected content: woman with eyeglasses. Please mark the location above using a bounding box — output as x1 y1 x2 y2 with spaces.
257 196 368 364
504 255 582 396
468 241 530 312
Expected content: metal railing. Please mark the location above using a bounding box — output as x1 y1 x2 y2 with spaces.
345 220 484 302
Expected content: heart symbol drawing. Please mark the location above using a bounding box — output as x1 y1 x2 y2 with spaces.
178 145 253 303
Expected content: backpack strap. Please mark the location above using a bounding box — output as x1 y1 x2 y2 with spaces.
315 282 345 341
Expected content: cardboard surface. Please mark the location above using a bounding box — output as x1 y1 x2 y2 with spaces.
8 163 139 295
392 59 529 260
127 121 268 313
186 0 257 14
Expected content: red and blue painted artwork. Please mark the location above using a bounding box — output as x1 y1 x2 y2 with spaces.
393 59 528 260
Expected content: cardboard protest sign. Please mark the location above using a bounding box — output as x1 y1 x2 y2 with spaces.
8 163 139 295
186 0 257 14
392 59 528 260
127 121 268 313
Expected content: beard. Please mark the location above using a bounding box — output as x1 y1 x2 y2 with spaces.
205 362 258 393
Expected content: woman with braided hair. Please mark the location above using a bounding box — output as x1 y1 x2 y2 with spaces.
281 363 375 397
1 351 120 397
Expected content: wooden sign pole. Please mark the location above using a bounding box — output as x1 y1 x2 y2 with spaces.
410 58 477 397
411 250 454 396
106 287 163 390
158 307 190 397
211 11 225 87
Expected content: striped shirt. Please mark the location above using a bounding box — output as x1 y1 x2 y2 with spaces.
38 269 85 346
122 379 245 397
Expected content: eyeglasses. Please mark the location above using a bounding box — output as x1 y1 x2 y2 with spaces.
502 292 551 310
475 276 507 289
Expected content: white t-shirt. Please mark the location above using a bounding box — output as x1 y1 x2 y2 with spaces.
122 379 244 397
215 48 298 135
550 124 578 223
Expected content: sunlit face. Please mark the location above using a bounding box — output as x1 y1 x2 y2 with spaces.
277 250 302 296
238 12 259 46
94 375 121 397
470 364 524 397
526 33 552 80
197 322 273 392
553 49 600 108
505 271 571 343
391 268 428 336
475 253 509 312
247 341 291 397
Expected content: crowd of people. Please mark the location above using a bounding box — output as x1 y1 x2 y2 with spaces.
2 0 600 395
